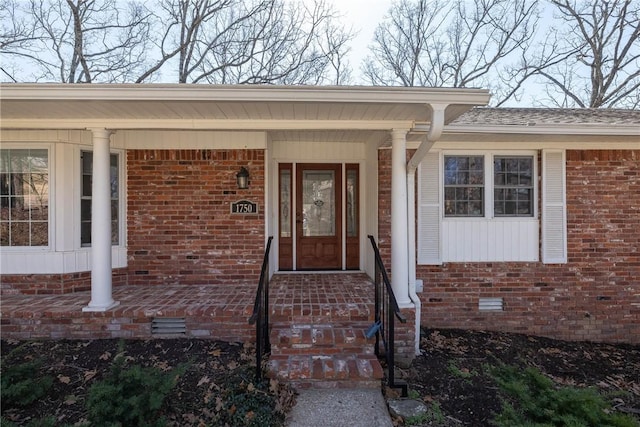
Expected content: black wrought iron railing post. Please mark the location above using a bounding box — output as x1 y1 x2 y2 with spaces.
263 272 270 354
374 260 381 357
387 298 396 387
367 235 408 397
248 236 273 382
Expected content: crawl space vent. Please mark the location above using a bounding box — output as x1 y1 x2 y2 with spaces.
152 317 186 336
478 297 504 312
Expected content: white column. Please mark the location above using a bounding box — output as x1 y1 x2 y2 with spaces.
83 128 119 312
390 129 411 305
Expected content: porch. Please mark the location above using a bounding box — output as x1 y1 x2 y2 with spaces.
4 272 415 389
0 273 375 342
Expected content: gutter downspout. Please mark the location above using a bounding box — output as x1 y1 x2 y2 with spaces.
406 104 447 356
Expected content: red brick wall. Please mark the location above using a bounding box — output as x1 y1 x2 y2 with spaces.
127 149 266 286
379 149 639 343
1 269 127 295
1 148 266 294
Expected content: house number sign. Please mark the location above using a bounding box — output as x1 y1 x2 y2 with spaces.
231 200 258 214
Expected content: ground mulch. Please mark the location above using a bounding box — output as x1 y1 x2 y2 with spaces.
1 339 294 426
398 328 640 426
2 329 639 426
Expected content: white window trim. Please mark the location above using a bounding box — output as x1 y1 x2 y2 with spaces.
442 150 538 221
0 139 127 274
418 149 543 264
77 147 126 250
0 143 55 252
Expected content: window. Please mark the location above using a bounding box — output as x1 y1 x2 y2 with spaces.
444 154 535 218
81 151 119 246
444 155 484 217
494 156 533 217
279 167 291 238
419 151 542 264
0 148 49 247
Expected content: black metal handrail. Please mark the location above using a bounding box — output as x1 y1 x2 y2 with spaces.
248 236 273 381
367 235 408 397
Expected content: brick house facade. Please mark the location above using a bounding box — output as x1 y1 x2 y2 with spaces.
1 85 638 348
378 148 639 344
126 149 265 286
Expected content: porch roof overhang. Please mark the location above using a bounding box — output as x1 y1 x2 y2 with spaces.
0 84 490 138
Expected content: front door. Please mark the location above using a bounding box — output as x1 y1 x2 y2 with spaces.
296 164 342 269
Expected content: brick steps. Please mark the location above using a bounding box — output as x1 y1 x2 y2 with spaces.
267 354 383 390
268 321 383 389
271 323 375 355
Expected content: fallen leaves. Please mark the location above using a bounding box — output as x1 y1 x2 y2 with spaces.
64 395 78 405
197 375 210 387
1 339 292 426
84 369 97 382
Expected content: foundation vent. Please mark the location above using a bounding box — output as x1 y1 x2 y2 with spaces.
152 317 186 336
478 297 504 312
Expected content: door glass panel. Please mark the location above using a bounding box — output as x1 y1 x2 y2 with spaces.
280 169 291 237
302 170 335 237
346 169 357 237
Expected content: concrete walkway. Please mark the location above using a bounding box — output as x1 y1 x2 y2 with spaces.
286 388 393 427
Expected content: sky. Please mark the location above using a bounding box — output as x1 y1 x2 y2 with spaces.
321 0 556 106
324 0 393 71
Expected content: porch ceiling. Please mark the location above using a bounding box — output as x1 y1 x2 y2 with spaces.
0 84 490 134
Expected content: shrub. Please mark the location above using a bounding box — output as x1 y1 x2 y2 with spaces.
86 350 187 427
1 357 53 408
489 364 639 427
212 366 287 427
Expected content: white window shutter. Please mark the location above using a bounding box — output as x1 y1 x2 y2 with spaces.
542 149 567 263
418 151 442 265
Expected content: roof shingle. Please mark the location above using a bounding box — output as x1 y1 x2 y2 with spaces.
453 108 640 126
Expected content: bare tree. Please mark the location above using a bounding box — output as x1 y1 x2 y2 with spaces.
0 0 41 81
363 0 540 106
1 0 153 83
363 0 450 87
1 0 352 85
534 0 640 108
137 0 353 85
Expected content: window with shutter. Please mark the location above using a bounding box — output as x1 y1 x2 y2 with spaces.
418 150 546 264
542 150 567 263
417 151 442 265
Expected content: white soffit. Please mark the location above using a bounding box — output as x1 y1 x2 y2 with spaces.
0 84 490 131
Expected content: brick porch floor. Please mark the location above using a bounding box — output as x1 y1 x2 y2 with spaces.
0 273 375 342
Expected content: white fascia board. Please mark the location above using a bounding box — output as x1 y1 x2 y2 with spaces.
0 83 490 105
0 118 417 131
426 141 639 150
443 123 640 136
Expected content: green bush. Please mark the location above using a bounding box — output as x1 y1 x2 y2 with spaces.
489 364 639 427
1 358 53 408
86 351 187 427
213 366 286 427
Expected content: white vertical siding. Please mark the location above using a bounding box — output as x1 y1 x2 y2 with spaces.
442 219 539 262
1 248 127 274
112 130 267 149
272 141 365 161
0 133 128 274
